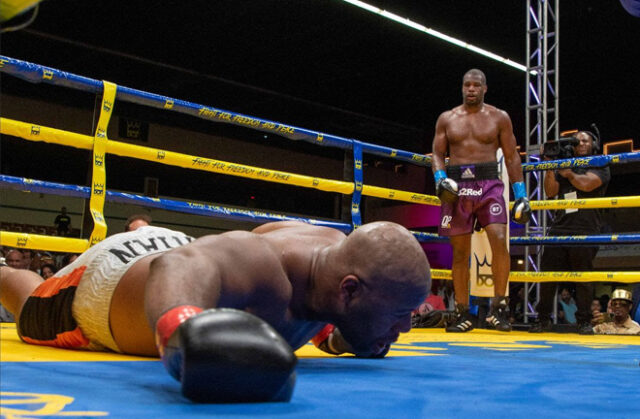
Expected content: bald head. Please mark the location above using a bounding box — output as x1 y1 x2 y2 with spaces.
324 222 430 356
340 222 430 297
5 250 24 269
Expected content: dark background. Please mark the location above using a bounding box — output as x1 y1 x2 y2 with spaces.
3 0 639 150
1 0 639 220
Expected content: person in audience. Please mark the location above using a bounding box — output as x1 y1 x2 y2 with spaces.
124 214 152 232
54 206 72 236
590 298 602 315
591 289 640 335
5 250 24 269
557 286 578 325
40 263 58 280
61 253 79 268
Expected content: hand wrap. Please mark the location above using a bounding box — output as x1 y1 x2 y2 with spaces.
434 170 459 204
510 182 531 224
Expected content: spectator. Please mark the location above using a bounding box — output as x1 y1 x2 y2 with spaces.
530 129 610 334
124 213 152 232
557 287 578 325
5 250 24 269
61 253 79 268
591 289 640 335
54 207 72 236
21 249 40 272
40 263 58 280
39 252 56 267
590 298 602 314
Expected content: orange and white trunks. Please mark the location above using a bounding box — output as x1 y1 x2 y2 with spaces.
17 226 194 352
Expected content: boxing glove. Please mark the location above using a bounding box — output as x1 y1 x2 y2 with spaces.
312 324 389 358
311 324 353 355
511 182 531 224
434 170 459 204
155 306 297 403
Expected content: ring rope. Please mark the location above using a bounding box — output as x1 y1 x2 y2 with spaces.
432 269 639 284
9 118 639 212
6 116 640 211
511 234 640 245
0 174 445 248
523 152 640 172
2 55 640 174
526 196 640 210
0 117 441 206
7 174 638 247
0 55 431 166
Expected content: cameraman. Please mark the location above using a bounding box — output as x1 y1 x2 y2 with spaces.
530 130 611 334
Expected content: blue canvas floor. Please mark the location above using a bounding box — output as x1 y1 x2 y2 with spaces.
1 324 639 418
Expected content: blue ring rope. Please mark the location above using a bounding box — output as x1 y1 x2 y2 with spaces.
0 55 430 166
0 174 352 233
4 175 639 245
3 56 638 171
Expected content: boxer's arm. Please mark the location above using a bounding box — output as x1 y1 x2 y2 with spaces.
431 113 449 174
144 244 225 329
498 111 524 184
251 221 308 234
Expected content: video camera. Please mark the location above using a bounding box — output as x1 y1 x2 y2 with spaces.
542 136 580 159
542 123 601 159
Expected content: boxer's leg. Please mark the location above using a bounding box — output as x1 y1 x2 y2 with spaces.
484 223 509 298
446 234 475 333
483 223 512 332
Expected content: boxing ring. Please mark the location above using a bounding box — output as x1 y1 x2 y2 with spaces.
2 56 640 417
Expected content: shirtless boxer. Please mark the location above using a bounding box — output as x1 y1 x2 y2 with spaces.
0 221 430 403
431 69 531 333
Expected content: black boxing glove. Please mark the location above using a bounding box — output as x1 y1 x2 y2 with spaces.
511 197 531 224
155 306 297 403
511 182 531 224
434 170 459 204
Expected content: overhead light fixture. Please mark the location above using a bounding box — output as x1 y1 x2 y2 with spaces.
341 0 530 73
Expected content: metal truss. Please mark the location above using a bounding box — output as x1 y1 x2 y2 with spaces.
524 0 559 322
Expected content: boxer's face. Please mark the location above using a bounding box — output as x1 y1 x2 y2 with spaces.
462 74 487 106
336 283 425 357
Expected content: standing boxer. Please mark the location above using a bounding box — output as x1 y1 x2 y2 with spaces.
431 69 530 333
